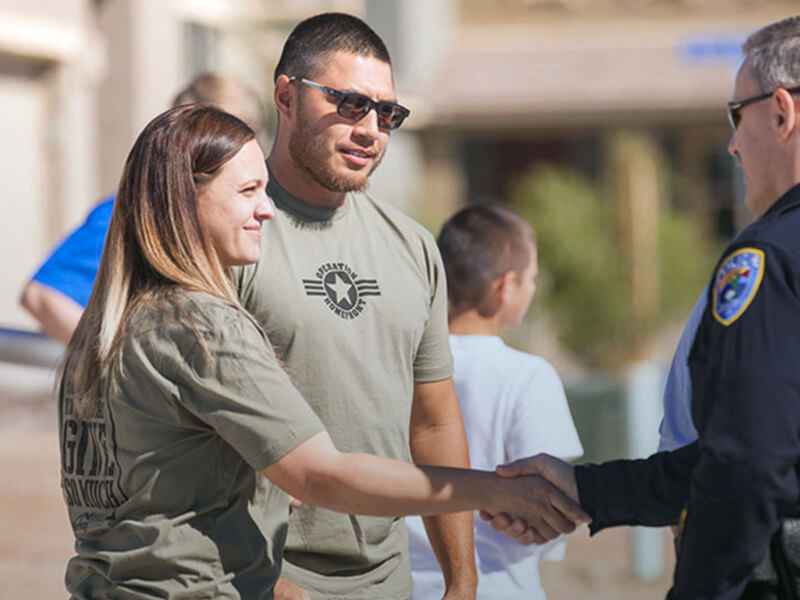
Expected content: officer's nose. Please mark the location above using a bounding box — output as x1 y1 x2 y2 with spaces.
728 129 740 162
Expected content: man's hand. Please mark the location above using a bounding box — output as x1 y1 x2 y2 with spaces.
480 454 586 545
273 577 311 600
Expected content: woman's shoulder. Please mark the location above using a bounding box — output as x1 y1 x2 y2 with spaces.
128 290 260 352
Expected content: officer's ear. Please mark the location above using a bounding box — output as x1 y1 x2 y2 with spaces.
773 88 797 141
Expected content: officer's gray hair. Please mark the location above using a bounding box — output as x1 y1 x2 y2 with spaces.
743 16 800 92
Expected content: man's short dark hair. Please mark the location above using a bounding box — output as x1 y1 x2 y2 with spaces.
438 204 536 311
274 12 391 82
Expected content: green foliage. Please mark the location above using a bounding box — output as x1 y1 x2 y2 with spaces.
510 165 715 367
658 211 716 319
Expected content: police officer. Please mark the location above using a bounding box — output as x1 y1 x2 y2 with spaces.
483 15 800 600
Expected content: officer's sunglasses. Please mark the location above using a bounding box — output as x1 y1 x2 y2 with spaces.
288 76 411 130
727 85 800 131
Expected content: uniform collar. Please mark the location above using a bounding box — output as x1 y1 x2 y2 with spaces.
762 182 800 220
265 162 350 223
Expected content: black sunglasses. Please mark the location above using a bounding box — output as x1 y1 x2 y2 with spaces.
727 85 800 130
289 76 410 130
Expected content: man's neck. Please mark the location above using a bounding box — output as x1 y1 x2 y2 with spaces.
267 150 346 211
448 310 501 336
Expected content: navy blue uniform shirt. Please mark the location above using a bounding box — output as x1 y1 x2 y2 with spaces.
575 182 800 599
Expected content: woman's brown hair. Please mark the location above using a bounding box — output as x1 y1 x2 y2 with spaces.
62 104 255 418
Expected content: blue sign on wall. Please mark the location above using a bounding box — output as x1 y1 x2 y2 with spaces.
679 33 747 66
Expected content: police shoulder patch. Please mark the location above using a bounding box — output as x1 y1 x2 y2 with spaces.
712 247 765 326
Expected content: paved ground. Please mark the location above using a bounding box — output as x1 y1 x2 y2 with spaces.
0 361 675 599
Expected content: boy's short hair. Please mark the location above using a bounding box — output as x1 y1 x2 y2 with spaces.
438 204 536 310
273 12 391 83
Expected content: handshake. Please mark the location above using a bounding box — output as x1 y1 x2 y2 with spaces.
480 454 589 546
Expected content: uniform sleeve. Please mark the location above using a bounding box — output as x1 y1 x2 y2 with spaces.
31 197 114 307
176 311 324 472
412 232 454 382
575 442 697 532
506 359 583 463
669 243 800 599
658 286 706 452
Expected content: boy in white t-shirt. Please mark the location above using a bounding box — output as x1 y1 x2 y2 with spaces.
406 204 583 600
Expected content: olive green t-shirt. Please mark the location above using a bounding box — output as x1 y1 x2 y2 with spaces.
59 291 324 599
235 178 454 599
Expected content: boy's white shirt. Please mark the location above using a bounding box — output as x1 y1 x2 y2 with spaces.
407 334 583 600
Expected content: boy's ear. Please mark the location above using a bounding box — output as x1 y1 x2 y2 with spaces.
478 273 511 317
497 271 517 304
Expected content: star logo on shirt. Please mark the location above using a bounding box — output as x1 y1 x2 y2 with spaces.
303 262 380 320
325 273 355 309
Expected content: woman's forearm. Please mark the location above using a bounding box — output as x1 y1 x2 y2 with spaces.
262 432 587 535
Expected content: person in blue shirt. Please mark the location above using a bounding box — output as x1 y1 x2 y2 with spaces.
19 73 265 343
21 198 115 343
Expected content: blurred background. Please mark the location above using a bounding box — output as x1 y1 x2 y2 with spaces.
0 0 797 597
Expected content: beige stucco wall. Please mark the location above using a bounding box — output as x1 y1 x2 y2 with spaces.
0 0 98 331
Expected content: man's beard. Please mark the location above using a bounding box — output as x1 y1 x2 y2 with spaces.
288 112 384 194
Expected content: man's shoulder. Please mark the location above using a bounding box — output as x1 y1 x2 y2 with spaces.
353 191 436 243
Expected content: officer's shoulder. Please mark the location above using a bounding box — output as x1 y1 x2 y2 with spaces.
732 212 800 260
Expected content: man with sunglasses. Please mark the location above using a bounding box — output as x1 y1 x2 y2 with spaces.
236 12 576 600
485 15 800 599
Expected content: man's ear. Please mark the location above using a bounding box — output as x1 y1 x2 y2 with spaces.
773 88 797 141
274 75 295 122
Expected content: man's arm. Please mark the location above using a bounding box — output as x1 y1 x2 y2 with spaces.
19 281 83 344
409 378 477 600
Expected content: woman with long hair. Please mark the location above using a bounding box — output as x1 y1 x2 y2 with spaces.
59 104 586 599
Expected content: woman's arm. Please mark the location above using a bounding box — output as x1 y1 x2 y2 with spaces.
262 431 589 542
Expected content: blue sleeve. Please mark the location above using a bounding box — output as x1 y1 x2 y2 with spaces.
657 286 707 451
31 196 115 307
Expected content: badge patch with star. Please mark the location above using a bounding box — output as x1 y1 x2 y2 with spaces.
712 247 765 326
303 262 380 320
